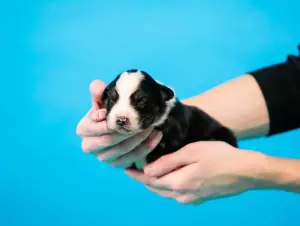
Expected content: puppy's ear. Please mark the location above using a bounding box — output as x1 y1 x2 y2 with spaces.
160 84 175 102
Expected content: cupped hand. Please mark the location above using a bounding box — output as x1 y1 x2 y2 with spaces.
76 80 163 168
125 141 267 205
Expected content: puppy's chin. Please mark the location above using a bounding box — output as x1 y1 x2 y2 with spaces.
107 123 141 135
115 128 138 135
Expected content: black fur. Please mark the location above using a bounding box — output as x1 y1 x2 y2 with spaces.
101 69 238 169
146 102 238 165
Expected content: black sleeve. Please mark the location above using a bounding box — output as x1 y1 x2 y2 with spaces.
249 45 300 136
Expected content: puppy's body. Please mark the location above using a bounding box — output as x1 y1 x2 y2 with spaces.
100 69 238 170
145 101 237 166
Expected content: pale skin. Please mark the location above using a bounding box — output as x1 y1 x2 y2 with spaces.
76 75 300 205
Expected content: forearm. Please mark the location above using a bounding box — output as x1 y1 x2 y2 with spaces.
182 74 270 140
244 151 300 193
183 48 300 141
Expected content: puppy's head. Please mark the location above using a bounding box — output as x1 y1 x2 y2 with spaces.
101 69 176 135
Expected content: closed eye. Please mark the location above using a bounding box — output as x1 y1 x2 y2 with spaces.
137 99 146 107
110 89 118 102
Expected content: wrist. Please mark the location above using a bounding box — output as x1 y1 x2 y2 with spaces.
239 150 300 193
261 156 300 193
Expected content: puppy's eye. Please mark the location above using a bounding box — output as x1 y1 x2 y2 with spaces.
110 89 118 101
137 99 146 107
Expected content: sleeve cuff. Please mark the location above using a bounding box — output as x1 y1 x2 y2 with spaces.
249 45 300 136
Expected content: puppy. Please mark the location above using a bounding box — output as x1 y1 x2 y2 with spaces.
94 69 238 170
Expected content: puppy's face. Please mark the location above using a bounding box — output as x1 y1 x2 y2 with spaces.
101 69 176 135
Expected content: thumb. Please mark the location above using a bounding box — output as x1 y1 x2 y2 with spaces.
89 80 106 110
144 145 197 177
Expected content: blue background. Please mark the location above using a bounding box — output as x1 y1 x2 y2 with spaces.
1 0 300 226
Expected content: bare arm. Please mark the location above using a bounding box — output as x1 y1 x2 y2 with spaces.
183 48 300 141
182 77 300 192
178 51 300 196
182 74 270 140
259 155 300 193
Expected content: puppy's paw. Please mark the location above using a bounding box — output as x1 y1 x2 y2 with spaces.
91 109 107 122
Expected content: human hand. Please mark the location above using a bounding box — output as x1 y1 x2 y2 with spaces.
76 80 163 168
125 141 267 205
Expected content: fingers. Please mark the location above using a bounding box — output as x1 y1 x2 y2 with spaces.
109 130 163 168
90 80 106 110
125 169 156 185
125 168 205 206
125 167 173 191
76 109 114 137
145 185 177 198
81 132 133 154
96 128 154 163
144 144 197 177
145 185 203 205
91 109 107 122
76 80 108 137
174 194 199 205
77 118 113 137
145 163 201 193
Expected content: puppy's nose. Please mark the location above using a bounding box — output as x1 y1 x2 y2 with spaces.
116 116 128 127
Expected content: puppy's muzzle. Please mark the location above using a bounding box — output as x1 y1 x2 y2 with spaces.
116 116 129 127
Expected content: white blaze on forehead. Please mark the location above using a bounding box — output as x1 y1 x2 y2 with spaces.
117 71 144 94
106 71 145 130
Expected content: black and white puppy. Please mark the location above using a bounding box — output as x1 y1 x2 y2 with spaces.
98 69 238 169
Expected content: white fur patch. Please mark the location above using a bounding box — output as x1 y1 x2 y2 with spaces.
106 71 145 132
152 85 176 127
